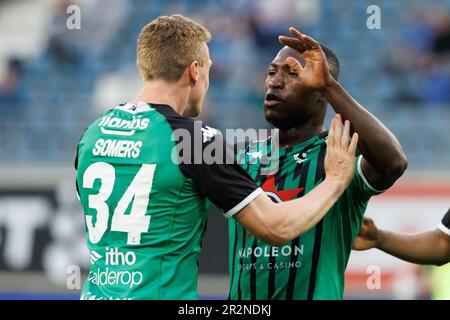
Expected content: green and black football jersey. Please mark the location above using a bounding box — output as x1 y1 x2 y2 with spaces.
75 102 262 300
228 131 384 300
438 208 450 236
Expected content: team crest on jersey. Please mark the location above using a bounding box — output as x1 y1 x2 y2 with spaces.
261 175 304 203
247 175 304 238
293 152 308 164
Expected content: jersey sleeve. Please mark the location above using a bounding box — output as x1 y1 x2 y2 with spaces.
438 208 450 236
351 155 386 199
339 155 386 242
159 106 262 218
180 128 262 218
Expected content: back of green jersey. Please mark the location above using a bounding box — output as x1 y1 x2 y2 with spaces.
76 103 206 300
76 102 261 300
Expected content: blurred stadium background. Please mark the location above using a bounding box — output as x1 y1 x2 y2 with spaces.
0 0 449 300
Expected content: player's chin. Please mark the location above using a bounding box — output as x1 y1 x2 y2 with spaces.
264 112 291 131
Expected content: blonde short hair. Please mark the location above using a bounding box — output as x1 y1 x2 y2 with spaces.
137 14 212 82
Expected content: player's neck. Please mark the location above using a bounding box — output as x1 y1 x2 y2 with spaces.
131 81 189 115
278 123 325 148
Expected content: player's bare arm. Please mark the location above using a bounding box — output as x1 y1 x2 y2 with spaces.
235 115 358 246
279 27 408 190
353 217 450 266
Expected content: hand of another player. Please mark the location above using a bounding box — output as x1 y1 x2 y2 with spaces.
278 27 333 91
324 114 358 189
352 217 380 251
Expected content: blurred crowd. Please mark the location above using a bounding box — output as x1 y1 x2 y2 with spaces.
0 0 449 168
384 7 450 105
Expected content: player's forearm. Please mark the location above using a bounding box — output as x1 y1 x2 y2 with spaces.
377 229 450 266
321 80 407 177
275 177 346 241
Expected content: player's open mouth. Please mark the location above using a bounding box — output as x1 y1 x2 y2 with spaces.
264 92 282 108
265 92 282 101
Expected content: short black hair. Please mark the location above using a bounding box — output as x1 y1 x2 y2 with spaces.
320 44 340 80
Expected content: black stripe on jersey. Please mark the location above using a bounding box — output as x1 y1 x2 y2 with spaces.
285 161 309 300
307 143 327 300
267 252 276 299
243 141 273 300
314 142 327 183
237 226 247 300
228 221 239 300
307 220 323 300
263 149 291 300
249 171 270 300
286 238 301 299
250 237 258 300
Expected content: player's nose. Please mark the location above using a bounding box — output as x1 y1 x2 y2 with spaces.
268 74 284 89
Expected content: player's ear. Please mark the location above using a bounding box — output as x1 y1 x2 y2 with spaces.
188 61 199 85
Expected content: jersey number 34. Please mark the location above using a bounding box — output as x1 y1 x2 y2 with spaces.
82 162 155 245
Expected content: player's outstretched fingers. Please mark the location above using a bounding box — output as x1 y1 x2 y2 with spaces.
348 132 359 155
288 27 320 50
278 36 309 53
328 115 336 150
341 120 350 150
334 114 342 149
288 27 303 39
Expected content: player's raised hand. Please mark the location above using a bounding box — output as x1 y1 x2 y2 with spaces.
324 114 358 188
352 217 380 251
278 27 333 91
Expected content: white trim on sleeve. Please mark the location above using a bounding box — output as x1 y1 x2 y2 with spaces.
438 222 450 236
357 156 386 194
224 188 264 219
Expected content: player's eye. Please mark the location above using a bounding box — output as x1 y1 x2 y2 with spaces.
288 71 298 77
268 70 276 77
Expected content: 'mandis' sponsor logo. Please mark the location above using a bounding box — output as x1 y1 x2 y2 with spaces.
98 113 149 136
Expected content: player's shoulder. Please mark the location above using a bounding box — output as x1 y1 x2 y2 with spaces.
151 106 221 146
78 108 114 139
151 103 214 131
